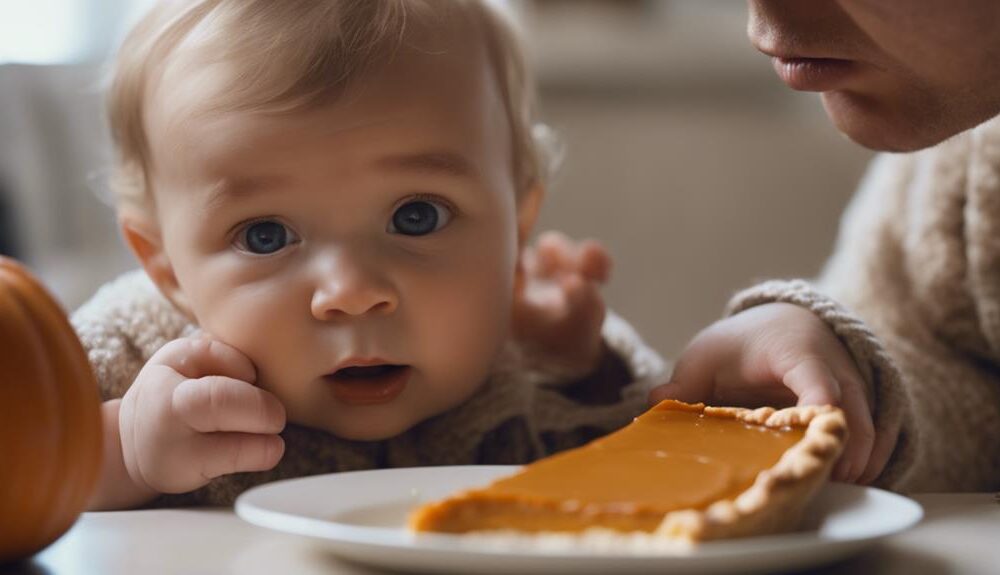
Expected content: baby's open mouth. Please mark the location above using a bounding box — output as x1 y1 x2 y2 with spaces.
325 364 411 405
332 364 408 380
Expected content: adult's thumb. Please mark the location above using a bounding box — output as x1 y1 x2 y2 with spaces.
647 373 709 405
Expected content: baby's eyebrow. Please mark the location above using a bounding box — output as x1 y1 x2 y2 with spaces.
376 151 478 180
203 175 289 209
201 151 477 209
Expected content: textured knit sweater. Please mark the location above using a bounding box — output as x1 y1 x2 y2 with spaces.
729 115 1000 492
71 271 667 506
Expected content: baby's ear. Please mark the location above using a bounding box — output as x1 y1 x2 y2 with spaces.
516 182 545 249
119 215 194 319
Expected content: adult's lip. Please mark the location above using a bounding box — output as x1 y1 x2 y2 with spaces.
770 57 857 92
751 36 859 92
752 34 850 62
324 359 411 406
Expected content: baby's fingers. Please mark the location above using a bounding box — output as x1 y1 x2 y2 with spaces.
149 337 257 383
534 231 574 278
193 432 285 479
578 240 612 283
173 377 286 434
537 232 611 282
560 273 603 318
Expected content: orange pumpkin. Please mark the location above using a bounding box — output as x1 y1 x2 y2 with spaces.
0 257 102 563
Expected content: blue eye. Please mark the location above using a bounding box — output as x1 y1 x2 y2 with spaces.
242 220 291 254
389 199 452 236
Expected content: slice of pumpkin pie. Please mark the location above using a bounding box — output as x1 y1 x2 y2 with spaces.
410 399 846 542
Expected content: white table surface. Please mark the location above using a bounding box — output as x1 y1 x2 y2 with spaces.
5 493 999 575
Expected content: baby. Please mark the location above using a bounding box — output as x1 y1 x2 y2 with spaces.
76 0 666 509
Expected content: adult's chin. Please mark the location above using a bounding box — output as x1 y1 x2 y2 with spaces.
820 90 987 153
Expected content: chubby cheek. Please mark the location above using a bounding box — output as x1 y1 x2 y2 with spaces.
412 239 517 408
429 275 510 360
190 278 314 394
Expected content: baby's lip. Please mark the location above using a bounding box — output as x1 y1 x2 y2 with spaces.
324 363 411 406
329 357 395 373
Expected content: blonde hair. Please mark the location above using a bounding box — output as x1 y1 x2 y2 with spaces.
107 0 558 217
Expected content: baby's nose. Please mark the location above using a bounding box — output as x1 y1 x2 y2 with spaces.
309 252 398 320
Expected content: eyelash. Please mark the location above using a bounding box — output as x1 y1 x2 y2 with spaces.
393 193 459 217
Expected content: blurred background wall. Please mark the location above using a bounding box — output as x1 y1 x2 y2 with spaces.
0 0 873 359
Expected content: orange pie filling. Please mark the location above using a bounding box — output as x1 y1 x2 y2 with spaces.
410 400 817 535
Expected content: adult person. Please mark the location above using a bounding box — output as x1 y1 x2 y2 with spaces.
651 0 1000 491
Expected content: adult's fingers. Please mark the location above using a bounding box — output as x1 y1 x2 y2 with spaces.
147 337 257 383
648 380 704 405
648 338 721 405
192 432 285 480
857 411 900 485
784 357 874 483
173 376 286 434
782 357 842 407
830 375 875 482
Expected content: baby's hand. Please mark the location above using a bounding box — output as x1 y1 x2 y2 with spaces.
649 303 886 484
118 336 286 496
512 231 611 379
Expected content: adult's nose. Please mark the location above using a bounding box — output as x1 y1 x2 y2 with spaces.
309 249 399 320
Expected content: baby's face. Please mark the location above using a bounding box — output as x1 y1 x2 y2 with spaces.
142 27 526 440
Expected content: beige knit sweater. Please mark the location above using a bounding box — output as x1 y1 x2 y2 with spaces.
71 271 667 506
730 115 1000 492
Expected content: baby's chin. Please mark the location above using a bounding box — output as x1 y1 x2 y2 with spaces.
298 413 414 442
311 394 484 441
295 403 441 442
326 420 414 442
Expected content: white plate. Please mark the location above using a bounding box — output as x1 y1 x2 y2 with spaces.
235 465 922 574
